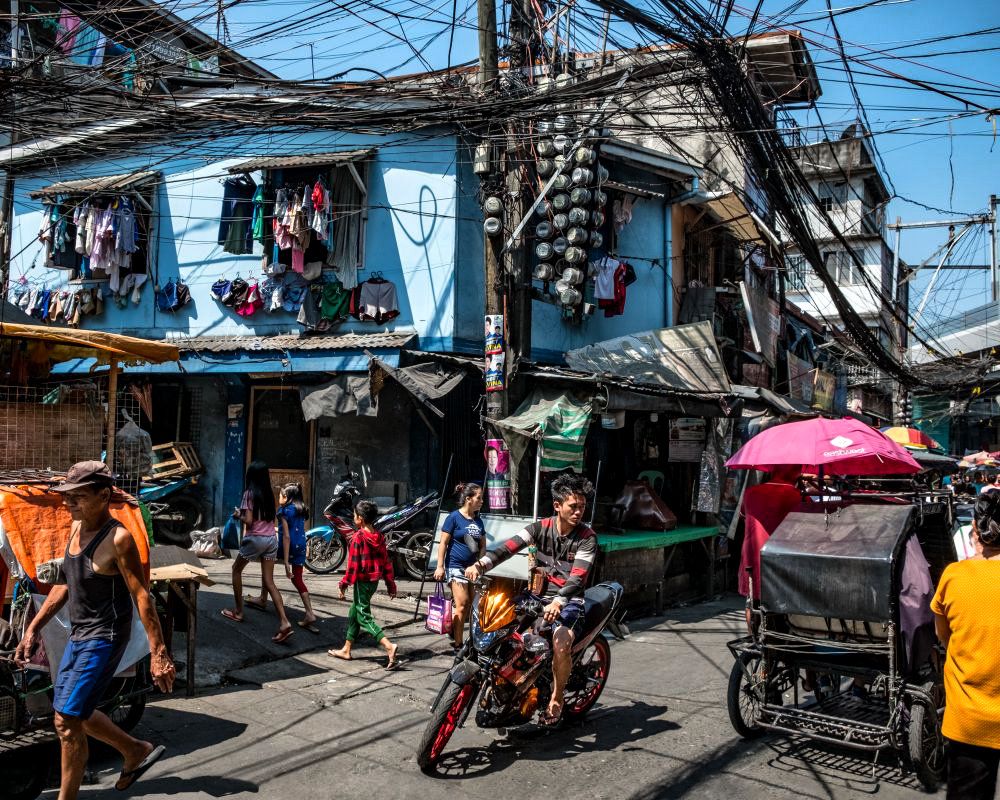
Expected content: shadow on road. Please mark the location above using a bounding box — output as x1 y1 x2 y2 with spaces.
114 774 260 797
432 700 677 779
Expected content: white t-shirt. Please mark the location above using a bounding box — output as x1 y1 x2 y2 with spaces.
594 256 620 300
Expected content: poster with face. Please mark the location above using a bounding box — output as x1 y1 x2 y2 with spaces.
485 353 505 393
484 438 510 510
485 314 504 356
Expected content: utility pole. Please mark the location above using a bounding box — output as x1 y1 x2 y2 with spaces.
991 194 998 303
0 0 20 300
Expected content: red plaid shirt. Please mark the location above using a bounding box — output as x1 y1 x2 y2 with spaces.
340 529 396 594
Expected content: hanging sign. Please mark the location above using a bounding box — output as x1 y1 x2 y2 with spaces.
485 353 505 393
668 417 706 462
484 438 510 511
485 314 504 356
484 314 505 393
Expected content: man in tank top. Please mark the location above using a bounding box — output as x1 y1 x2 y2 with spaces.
14 461 175 798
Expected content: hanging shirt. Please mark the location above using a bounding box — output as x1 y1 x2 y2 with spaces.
594 256 620 301
251 184 266 245
356 279 399 324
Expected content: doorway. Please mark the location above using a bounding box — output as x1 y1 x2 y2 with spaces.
248 386 313 507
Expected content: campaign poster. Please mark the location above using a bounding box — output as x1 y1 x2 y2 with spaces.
485 314 504 356
484 438 510 511
485 353 505 393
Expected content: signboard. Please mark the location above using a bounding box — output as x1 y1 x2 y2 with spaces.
786 351 814 404
484 314 505 393
484 438 510 511
740 281 780 368
669 417 706 462
564 321 730 393
812 369 835 411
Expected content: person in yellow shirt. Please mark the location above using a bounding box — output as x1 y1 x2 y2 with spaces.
932 491 1000 799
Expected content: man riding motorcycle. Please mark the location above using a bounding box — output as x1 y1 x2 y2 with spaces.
464 474 597 724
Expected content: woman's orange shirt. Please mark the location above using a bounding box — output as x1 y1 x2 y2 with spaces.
931 559 1000 748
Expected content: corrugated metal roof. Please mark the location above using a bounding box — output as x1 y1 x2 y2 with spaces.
172 331 415 353
29 170 160 199
227 149 374 174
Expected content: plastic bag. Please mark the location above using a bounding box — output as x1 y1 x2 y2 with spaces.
424 582 453 634
189 527 223 559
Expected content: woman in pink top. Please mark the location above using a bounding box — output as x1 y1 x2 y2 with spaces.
221 461 293 643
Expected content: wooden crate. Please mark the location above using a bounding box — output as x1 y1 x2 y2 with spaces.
148 442 202 479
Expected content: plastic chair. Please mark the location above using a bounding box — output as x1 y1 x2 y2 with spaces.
637 470 665 495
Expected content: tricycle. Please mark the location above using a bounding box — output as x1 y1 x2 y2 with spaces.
726 499 952 791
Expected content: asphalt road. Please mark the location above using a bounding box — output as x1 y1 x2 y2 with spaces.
45 584 941 800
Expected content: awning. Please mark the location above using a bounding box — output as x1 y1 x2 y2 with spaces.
494 389 593 472
29 171 160 200
171 331 414 354
227 149 374 174
732 385 816 418
601 139 700 184
0 322 178 365
564 321 731 394
702 191 764 243
368 355 467 419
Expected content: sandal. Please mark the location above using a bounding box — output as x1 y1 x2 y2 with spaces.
244 596 267 611
297 620 320 635
221 609 243 623
540 699 563 726
115 744 166 791
272 627 294 644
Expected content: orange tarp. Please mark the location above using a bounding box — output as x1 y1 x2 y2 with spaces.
0 487 150 588
0 322 179 365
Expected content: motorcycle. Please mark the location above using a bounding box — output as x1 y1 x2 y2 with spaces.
304 462 439 580
140 476 203 547
416 576 625 773
1 578 150 800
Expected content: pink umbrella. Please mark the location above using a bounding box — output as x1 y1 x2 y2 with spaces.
726 417 921 475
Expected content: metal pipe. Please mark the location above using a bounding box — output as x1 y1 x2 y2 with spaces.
888 216 991 230
589 459 602 525
532 444 542 520
664 202 673 327
990 194 998 303
891 217 901 306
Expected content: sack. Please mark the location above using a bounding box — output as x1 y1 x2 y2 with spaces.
189 527 224 559
221 515 241 550
424 582 453 635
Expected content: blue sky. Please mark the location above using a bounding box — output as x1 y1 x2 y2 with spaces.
189 0 998 324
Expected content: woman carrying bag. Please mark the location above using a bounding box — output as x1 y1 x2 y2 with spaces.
433 484 487 650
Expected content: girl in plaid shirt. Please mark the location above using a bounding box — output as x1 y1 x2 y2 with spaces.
328 500 399 669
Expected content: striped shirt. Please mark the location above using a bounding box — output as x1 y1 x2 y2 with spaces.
479 517 597 605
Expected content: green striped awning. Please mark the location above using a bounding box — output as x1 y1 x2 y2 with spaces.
494 389 593 472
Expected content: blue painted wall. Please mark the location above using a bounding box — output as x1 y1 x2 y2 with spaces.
10 129 462 349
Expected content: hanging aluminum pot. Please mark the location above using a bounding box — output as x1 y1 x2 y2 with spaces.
574 147 596 165
562 266 585 285
484 217 502 236
553 154 568 170
566 227 588 246
553 114 572 132
535 241 554 260
483 196 503 215
537 120 554 134
536 201 551 218
556 281 582 306
570 187 591 206
552 236 568 255
571 167 593 186
554 259 568 275
537 139 556 157
552 212 569 230
564 246 586 264
551 193 571 212
567 207 588 226
535 221 553 239
553 134 572 153
536 159 555 177
535 262 555 281
593 190 608 207
591 210 606 227
589 231 604 248
552 173 572 190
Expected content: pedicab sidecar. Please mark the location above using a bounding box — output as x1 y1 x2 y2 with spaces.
727 501 948 790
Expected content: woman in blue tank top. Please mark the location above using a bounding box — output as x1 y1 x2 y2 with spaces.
433 483 486 649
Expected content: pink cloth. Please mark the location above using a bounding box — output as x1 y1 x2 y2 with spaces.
738 482 801 598
57 11 82 54
291 246 304 273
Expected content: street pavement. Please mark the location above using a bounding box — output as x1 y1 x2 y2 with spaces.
47 562 939 799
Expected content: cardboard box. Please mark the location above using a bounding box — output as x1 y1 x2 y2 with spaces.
148 545 215 587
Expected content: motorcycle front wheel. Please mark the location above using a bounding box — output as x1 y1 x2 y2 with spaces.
562 635 611 720
153 494 203 547
304 535 347 574
416 679 479 774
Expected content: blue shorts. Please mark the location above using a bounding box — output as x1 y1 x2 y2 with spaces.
53 637 128 720
555 600 587 637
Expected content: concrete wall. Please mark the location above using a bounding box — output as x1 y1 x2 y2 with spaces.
10 129 461 348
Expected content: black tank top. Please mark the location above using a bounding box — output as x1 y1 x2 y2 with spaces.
63 518 133 642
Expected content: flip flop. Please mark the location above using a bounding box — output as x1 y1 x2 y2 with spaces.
115 744 166 791
272 627 294 644
220 609 242 623
539 700 563 726
297 620 320 634
244 597 267 611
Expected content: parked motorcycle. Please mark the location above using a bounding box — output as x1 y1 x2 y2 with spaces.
416 576 625 773
1 580 150 800
141 475 203 547
304 462 439 580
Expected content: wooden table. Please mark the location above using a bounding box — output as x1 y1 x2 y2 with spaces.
596 525 720 613
149 578 199 697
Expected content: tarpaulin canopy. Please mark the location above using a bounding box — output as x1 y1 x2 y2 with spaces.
494 389 592 472
299 376 375 420
0 322 179 365
368 355 467 419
